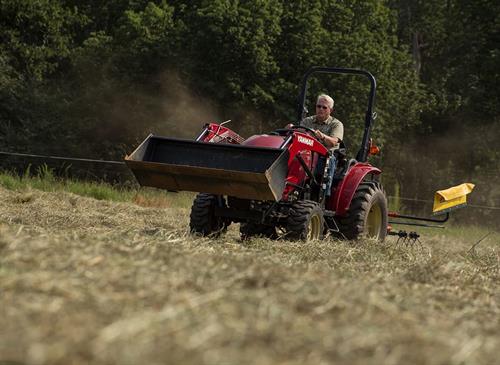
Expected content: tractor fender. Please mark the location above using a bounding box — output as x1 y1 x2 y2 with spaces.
328 163 381 216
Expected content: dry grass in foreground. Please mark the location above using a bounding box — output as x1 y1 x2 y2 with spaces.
0 186 498 365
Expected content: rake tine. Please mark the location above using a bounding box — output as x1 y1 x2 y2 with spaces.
416 237 424 249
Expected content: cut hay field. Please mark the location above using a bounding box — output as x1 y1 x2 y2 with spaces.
0 184 498 365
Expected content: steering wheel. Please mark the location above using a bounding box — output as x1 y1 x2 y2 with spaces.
290 125 316 136
270 125 317 137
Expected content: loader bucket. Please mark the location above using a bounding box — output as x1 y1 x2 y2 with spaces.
125 135 289 201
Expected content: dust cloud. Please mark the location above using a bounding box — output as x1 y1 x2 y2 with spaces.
81 69 225 151
96 69 277 145
155 71 223 139
155 71 283 139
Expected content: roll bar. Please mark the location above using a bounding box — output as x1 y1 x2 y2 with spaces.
296 67 377 162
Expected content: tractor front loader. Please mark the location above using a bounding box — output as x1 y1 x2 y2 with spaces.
126 67 390 241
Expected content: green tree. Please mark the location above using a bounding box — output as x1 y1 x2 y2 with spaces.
0 0 85 152
180 1 282 111
272 0 423 146
0 0 424 162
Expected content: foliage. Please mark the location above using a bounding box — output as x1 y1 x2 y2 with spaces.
0 0 424 153
0 0 497 218
391 0 500 129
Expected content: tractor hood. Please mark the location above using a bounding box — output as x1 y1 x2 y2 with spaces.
242 135 286 149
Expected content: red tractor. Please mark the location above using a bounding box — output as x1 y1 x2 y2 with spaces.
126 67 388 241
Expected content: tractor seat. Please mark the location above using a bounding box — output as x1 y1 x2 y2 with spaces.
333 158 357 183
334 147 347 160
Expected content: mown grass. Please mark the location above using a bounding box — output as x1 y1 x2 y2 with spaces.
0 175 498 365
0 168 494 239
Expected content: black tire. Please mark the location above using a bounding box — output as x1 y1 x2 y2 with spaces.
240 222 277 240
189 193 227 236
285 200 324 241
337 182 388 241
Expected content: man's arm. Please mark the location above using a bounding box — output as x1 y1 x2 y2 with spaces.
314 130 340 149
316 119 343 148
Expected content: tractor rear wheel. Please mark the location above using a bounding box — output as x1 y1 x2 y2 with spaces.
190 193 227 236
240 223 277 240
337 182 388 241
285 200 324 241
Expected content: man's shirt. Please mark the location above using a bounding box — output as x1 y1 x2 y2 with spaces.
301 115 344 149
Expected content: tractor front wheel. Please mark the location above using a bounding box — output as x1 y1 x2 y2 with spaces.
190 193 227 236
338 182 388 241
285 200 324 241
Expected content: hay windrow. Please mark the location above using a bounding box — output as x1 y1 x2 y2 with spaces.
0 186 498 365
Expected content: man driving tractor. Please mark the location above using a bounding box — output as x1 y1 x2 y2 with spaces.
287 93 344 197
302 94 344 150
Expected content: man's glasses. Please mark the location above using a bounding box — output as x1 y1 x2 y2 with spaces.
316 105 328 110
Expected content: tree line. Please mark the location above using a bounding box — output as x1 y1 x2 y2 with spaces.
1 0 498 223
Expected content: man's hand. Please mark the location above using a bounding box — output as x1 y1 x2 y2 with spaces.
314 130 340 148
314 129 325 141
285 123 294 129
